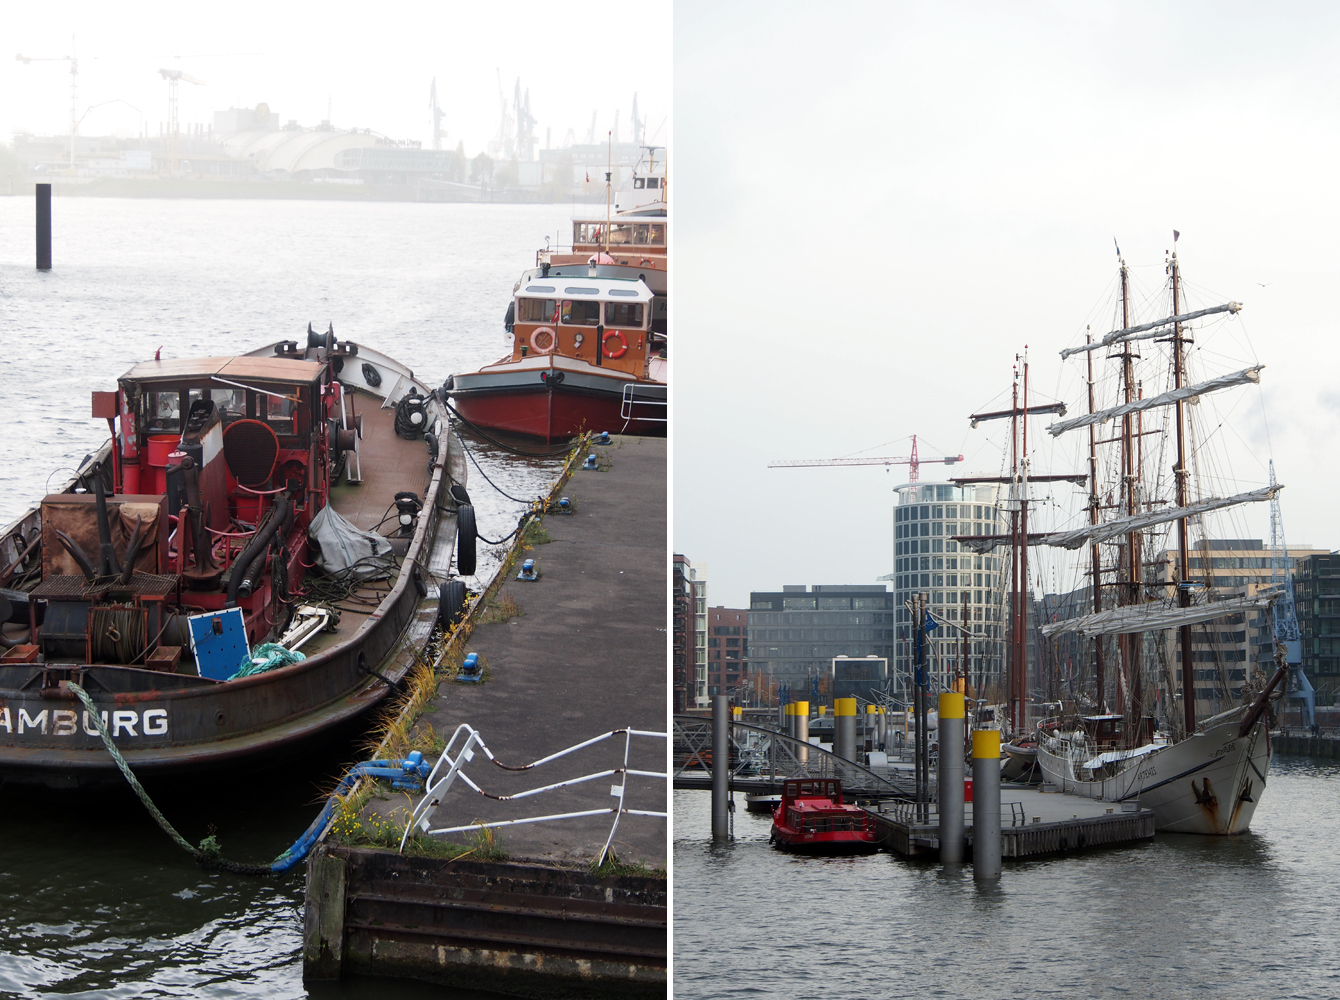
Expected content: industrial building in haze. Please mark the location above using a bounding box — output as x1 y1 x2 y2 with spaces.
5 78 656 203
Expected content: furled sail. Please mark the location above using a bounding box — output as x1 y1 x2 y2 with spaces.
1058 302 1242 360
1042 486 1280 550
954 485 1280 553
1040 588 1281 639
1046 365 1263 437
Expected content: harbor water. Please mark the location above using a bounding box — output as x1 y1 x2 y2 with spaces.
0 195 577 997
673 756 1340 1000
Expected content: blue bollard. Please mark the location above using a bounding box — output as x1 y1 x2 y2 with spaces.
517 558 539 581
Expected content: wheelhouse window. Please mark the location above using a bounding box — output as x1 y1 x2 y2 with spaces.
517 298 558 324
605 301 645 328
561 300 601 326
144 390 182 434
209 386 247 423
264 386 302 435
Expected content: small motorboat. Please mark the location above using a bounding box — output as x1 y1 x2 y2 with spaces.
769 778 876 853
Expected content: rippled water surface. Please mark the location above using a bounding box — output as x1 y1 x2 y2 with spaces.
0 195 582 998
673 756 1340 1000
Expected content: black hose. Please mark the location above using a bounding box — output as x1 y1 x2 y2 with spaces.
227 495 292 607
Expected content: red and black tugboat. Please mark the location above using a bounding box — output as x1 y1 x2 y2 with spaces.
0 330 470 791
769 779 877 853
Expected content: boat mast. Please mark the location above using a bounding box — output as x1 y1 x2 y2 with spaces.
1085 327 1106 713
1171 251 1196 736
1119 259 1144 735
1008 365 1020 733
1007 356 1031 735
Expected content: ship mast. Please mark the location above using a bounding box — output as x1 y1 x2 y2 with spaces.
1171 251 1196 736
1119 259 1145 735
1008 356 1031 735
1085 328 1106 713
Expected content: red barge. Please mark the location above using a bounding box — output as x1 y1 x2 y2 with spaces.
769 779 878 854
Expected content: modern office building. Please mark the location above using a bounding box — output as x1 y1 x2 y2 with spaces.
1275 550 1340 709
891 482 1006 702
746 585 894 702
1144 538 1328 720
672 555 709 712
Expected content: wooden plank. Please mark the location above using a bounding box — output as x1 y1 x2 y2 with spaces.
303 846 347 981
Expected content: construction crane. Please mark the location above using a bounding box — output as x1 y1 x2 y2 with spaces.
1269 460 1314 729
768 435 963 482
490 68 514 159
428 77 446 150
16 42 79 171
158 67 205 173
585 111 597 146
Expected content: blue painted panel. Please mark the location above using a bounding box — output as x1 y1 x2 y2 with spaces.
188 608 250 681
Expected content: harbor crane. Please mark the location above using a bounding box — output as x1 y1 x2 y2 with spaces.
428 77 446 150
158 67 205 173
768 435 963 483
16 43 80 170
1269 460 1314 729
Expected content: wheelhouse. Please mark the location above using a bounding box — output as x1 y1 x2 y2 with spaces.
507 277 660 375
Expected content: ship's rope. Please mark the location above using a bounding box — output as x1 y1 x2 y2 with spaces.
67 681 275 877
437 396 574 458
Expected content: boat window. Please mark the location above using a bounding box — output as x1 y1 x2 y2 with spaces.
608 223 634 245
525 285 556 293
518 298 558 324
564 286 601 295
265 387 301 434
647 177 661 189
647 224 665 244
574 222 604 244
633 177 646 189
608 288 640 297
210 386 247 424
144 390 182 434
561 300 601 326
605 302 644 328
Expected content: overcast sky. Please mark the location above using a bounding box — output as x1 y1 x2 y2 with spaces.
4 1 669 154
674 1 1340 609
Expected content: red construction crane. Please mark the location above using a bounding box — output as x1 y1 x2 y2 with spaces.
768 435 963 482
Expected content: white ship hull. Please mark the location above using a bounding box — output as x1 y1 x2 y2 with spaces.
1036 720 1270 834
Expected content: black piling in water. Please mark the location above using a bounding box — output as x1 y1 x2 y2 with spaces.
36 183 52 271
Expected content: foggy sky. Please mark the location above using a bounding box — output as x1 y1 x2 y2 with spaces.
3 1 669 154
675 1 1340 609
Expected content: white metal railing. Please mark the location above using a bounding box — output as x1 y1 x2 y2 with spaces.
400 724 668 865
620 383 667 424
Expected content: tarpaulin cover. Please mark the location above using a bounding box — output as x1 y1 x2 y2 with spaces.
308 504 394 580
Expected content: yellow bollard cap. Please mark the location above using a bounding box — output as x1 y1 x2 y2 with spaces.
784 702 794 716
878 706 886 715
939 692 965 719
866 704 877 715
794 701 808 715
972 729 1001 759
835 698 857 717
818 705 827 716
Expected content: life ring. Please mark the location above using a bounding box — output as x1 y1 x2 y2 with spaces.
530 326 557 354
603 330 629 359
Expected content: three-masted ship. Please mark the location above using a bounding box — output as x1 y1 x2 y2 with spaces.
958 246 1289 834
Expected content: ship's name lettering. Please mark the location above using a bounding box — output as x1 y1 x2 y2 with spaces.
1208 742 1236 760
1136 767 1157 781
0 707 168 737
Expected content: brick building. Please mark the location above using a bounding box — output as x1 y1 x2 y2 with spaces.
707 607 748 700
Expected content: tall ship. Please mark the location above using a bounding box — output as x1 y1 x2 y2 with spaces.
957 245 1290 834
0 329 469 790
445 147 667 442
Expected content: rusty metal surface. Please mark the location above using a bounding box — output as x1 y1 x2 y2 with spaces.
30 572 177 600
0 382 450 790
322 847 665 996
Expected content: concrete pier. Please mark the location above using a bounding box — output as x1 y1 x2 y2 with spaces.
308 435 666 994
867 784 1155 860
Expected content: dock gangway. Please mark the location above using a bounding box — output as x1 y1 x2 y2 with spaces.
672 715 917 799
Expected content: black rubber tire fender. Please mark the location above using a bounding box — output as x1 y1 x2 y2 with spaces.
456 503 477 576
438 579 467 629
